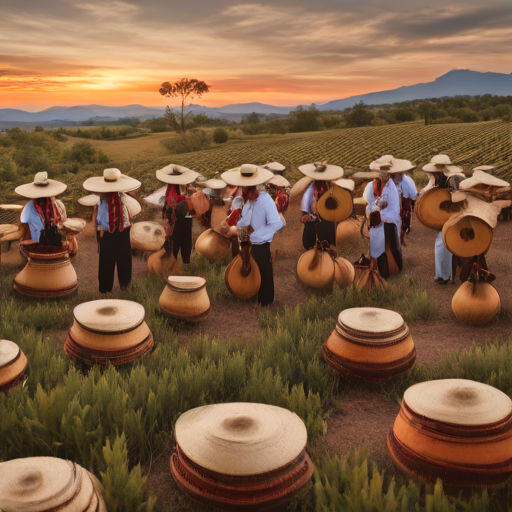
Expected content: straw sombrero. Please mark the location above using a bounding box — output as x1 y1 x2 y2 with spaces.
83 168 141 194
130 222 165 251
422 155 452 173
221 164 274 187
156 164 199 185
62 218 86 235
460 170 509 191
15 172 66 199
369 155 394 172
78 194 100 207
204 178 227 190
298 162 344 181
473 165 496 173
174 402 308 476
263 161 286 173
333 178 355 191
444 165 466 178
289 176 314 202
317 184 353 222
73 299 145 333
351 171 383 180
404 379 511 426
388 159 416 174
0 457 106 511
268 174 290 187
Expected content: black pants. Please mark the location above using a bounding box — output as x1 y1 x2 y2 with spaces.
172 216 193 263
302 217 336 250
98 227 132 293
251 242 274 306
377 223 403 279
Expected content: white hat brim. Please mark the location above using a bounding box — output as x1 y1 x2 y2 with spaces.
333 178 355 191
83 175 141 193
156 164 199 185
221 165 274 187
422 163 447 173
15 179 67 199
298 163 343 181
267 174 291 187
78 194 100 207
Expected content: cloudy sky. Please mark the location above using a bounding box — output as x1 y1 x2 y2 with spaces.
2 0 511 110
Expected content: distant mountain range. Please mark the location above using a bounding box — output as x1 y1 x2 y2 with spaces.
1 70 511 128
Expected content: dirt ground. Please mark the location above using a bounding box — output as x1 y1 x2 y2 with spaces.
3 199 511 509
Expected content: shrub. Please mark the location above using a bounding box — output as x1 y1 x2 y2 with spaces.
69 141 97 164
160 129 211 154
34 126 45 132
432 117 460 124
213 127 229 144
0 154 18 181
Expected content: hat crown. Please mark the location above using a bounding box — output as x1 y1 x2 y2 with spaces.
34 172 49 186
239 164 258 177
313 162 327 173
104 168 121 182
431 154 451 166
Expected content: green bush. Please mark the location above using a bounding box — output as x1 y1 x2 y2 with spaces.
212 127 229 144
0 154 18 181
160 129 211 154
69 141 97 164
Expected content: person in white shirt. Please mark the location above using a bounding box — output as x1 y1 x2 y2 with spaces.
222 164 283 305
398 172 418 239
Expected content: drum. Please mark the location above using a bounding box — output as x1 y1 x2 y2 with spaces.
322 307 415 381
159 276 210 321
0 340 27 393
170 402 314 509
316 186 353 223
14 242 78 298
442 215 493 258
415 188 453 230
388 379 512 487
0 457 106 511
65 299 154 366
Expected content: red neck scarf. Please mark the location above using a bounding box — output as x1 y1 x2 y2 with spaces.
373 178 384 198
34 198 60 226
107 193 125 233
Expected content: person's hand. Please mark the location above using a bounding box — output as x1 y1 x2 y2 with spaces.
300 214 309 224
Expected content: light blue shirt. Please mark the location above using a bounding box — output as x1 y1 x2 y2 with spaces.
20 200 44 242
237 191 283 244
96 197 110 230
300 183 315 213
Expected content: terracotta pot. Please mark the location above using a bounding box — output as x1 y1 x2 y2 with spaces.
159 276 210 321
452 281 500 324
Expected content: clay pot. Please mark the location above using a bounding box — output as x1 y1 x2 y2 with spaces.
159 276 210 321
336 216 367 245
297 248 334 288
452 281 500 324
14 243 78 298
225 250 261 300
195 229 230 261
333 257 355 289
0 340 28 394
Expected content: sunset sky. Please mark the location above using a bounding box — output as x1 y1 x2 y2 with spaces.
2 0 512 111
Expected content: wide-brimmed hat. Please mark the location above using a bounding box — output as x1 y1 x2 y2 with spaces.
83 168 141 194
388 159 416 174
460 170 509 191
289 176 314 202
444 165 466 178
263 161 286 173
369 155 394 172
204 178 227 190
221 164 274 187
298 162 344 181
130 221 166 251
15 172 67 199
267 174 290 187
156 164 199 185
415 187 454 230
317 185 353 222
78 194 100 207
351 171 383 180
422 154 452 173
62 218 86 235
73 299 145 334
174 402 308 475
473 165 496 174
333 178 355 191
404 379 511 426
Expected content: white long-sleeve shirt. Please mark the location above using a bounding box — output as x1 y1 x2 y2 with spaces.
300 183 315 213
237 191 283 244
400 175 418 199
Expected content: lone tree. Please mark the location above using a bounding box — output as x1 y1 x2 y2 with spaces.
159 78 211 132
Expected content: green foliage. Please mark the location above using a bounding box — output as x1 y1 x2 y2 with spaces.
313 450 489 512
160 129 211 154
290 105 322 132
345 101 374 128
212 127 229 144
0 154 18 181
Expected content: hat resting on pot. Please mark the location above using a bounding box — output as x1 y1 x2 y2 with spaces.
83 168 141 194
298 162 344 181
156 164 199 185
15 172 67 199
221 164 274 187
422 154 452 173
